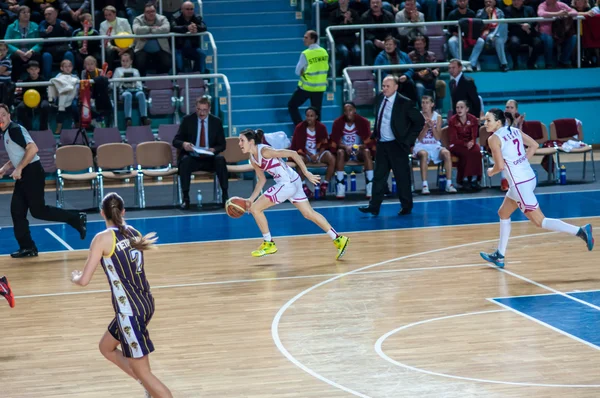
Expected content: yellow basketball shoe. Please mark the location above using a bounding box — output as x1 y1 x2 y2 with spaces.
333 235 349 260
251 241 278 257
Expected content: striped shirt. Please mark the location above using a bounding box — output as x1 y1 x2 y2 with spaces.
101 226 154 317
0 55 12 83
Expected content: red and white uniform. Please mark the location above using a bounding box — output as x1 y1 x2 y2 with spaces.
412 111 443 164
341 123 361 147
251 144 308 204
305 127 327 162
494 126 538 212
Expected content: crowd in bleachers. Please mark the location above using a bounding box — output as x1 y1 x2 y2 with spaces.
0 0 208 131
324 0 600 79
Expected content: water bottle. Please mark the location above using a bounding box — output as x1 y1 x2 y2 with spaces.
344 172 348 190
314 182 320 199
560 165 567 185
350 144 359 161
197 189 203 208
350 172 356 192
391 175 397 194
438 172 446 191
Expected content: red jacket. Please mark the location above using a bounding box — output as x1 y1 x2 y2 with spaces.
448 113 479 148
329 114 374 150
290 121 330 155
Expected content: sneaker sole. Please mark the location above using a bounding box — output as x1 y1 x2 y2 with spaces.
251 249 278 258
479 252 504 268
336 239 349 260
3 279 15 308
586 225 594 251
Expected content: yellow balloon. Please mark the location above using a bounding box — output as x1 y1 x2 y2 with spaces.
114 32 134 49
23 89 41 108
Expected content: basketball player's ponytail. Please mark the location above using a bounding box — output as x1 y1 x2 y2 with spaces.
241 128 264 145
504 111 514 127
101 192 157 251
488 108 508 125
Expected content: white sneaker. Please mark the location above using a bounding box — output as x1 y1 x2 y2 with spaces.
336 183 345 199
421 185 430 195
365 182 372 199
446 184 457 193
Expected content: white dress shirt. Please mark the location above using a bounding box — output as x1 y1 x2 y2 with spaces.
378 93 397 142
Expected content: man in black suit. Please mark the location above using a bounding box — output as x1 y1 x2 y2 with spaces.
359 76 424 216
448 59 481 118
173 97 228 209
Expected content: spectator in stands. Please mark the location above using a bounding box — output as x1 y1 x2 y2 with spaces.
504 99 525 129
470 0 509 72
71 13 100 72
171 1 207 73
395 0 426 50
290 107 336 199
537 0 578 68
59 0 89 30
112 52 151 127
24 0 54 24
15 60 49 130
100 5 133 71
288 30 329 127
133 3 172 76
329 0 361 73
0 1 19 39
360 0 395 64
447 99 482 190
161 0 184 21
48 59 79 135
93 0 127 30
414 95 456 194
329 101 375 199
39 6 75 79
505 0 543 69
448 59 480 118
375 35 418 101
5 6 42 82
0 42 12 85
408 35 446 110
81 56 112 127
446 0 476 61
172 96 229 210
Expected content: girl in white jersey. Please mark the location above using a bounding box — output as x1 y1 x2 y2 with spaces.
480 109 593 268
238 129 350 260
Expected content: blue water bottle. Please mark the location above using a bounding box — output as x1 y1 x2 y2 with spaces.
392 175 397 194
314 182 320 199
560 165 567 185
438 172 446 191
350 172 356 192
344 172 348 190
196 189 202 208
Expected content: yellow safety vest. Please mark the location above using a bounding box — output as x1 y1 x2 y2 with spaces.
298 47 329 92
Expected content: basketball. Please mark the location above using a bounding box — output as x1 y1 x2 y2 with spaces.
226 197 249 218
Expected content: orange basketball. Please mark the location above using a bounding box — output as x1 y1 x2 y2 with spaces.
225 197 249 218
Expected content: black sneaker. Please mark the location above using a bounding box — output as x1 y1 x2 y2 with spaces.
77 212 87 240
10 247 38 258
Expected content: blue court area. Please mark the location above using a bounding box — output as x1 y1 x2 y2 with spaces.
493 291 600 349
1 189 599 255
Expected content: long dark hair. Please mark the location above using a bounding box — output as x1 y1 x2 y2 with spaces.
241 128 265 145
101 192 157 251
488 108 513 127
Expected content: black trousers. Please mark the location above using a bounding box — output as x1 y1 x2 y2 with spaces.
11 161 80 249
178 154 229 199
288 88 324 127
369 140 412 211
16 100 50 131
135 50 171 76
508 35 544 68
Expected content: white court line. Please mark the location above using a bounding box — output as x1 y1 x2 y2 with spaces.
23 187 600 226
492 287 600 300
14 262 493 300
44 228 74 251
271 231 557 397
374 309 600 388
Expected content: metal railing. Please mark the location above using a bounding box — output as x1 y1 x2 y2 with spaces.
16 73 233 137
342 61 468 100
3 31 217 78
327 15 586 90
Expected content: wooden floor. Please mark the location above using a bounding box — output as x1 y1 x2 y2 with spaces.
2 219 600 397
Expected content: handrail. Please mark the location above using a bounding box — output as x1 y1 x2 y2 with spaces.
4 31 218 77
342 61 470 100
17 73 233 137
197 0 203 16
327 15 586 89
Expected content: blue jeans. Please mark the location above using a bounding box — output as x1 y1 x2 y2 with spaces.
540 33 576 67
121 90 148 119
176 46 206 73
469 36 508 68
42 51 75 80
336 43 361 73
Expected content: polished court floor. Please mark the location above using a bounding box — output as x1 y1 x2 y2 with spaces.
1 191 599 397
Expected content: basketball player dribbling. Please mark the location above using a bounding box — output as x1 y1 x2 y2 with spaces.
70 193 172 398
238 128 350 259
480 109 594 268
0 275 15 308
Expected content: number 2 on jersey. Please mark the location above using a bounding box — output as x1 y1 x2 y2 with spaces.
512 138 522 156
130 249 143 273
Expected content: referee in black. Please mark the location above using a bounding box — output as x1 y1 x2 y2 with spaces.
0 104 87 258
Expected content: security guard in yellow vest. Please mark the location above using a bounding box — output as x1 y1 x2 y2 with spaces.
288 30 329 127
